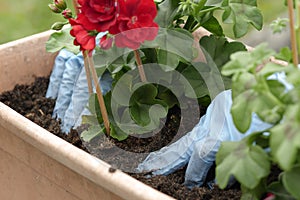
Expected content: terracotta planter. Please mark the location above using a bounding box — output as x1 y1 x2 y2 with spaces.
0 31 174 200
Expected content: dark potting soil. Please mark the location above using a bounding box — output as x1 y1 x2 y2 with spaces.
0 76 244 199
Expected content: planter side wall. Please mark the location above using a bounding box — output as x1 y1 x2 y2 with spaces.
0 124 123 200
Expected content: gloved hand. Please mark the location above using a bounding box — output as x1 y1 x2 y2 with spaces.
137 70 294 189
137 90 273 188
46 48 112 133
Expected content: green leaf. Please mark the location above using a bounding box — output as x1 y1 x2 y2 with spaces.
201 16 224 36
181 63 209 98
157 86 178 108
157 49 180 70
268 181 295 200
231 84 283 133
111 73 134 106
250 43 275 64
231 72 256 98
155 0 180 27
87 93 101 116
200 35 246 68
270 105 300 170
282 166 300 199
80 125 105 142
110 122 129 141
216 140 271 189
222 52 252 77
94 46 134 76
270 18 289 34
146 28 195 64
222 0 263 38
223 43 275 77
275 47 293 63
240 180 267 200
205 0 223 7
230 90 256 132
257 62 288 78
206 0 263 38
282 89 300 104
266 80 286 101
129 83 168 127
182 35 246 99
81 115 101 126
285 64 300 86
46 28 80 54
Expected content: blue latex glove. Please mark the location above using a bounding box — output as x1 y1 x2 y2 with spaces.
46 49 75 99
46 49 112 133
137 90 273 188
137 72 293 188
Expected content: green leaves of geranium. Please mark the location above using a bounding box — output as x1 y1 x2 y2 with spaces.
181 35 245 99
46 28 80 54
222 44 286 132
130 83 168 127
155 0 181 27
219 42 300 199
222 0 263 38
80 82 170 141
156 0 262 38
205 0 263 38
282 165 300 199
270 105 300 170
216 137 271 189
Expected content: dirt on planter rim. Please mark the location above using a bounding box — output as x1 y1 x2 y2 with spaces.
0 76 245 200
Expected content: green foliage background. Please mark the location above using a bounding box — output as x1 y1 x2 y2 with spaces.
0 0 285 44
0 0 73 44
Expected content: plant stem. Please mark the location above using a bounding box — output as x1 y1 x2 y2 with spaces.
83 51 93 94
72 1 93 94
183 15 195 31
72 0 109 134
296 1 300 59
87 56 111 135
287 0 299 66
134 50 147 82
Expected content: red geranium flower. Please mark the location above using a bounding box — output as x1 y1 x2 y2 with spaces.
77 0 117 32
69 17 97 53
109 0 158 49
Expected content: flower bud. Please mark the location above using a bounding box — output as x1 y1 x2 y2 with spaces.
51 21 66 30
62 9 72 19
54 0 67 10
100 35 113 50
48 3 62 13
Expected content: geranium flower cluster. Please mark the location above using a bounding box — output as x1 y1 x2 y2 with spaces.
69 0 159 52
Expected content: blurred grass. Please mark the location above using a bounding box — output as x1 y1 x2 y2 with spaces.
0 0 287 44
258 0 286 23
0 0 73 44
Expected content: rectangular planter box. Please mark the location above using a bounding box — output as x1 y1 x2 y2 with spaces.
0 31 174 200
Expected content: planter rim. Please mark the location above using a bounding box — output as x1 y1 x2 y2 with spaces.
0 30 54 50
